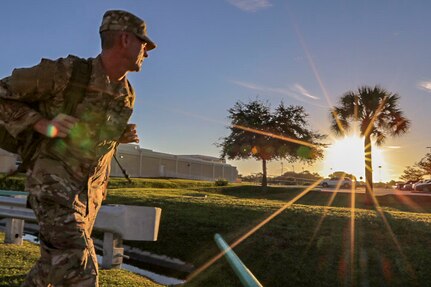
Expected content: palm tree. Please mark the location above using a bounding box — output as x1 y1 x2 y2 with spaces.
330 85 410 203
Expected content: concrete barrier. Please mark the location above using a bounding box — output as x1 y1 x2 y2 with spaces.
0 195 161 269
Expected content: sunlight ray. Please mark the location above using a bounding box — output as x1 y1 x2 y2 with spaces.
369 190 417 279
392 191 426 213
330 109 347 136
285 4 346 135
364 96 387 138
300 176 346 261
354 96 359 123
233 124 319 148
349 180 356 284
186 179 323 283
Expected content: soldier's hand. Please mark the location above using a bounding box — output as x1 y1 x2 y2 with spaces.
33 113 79 138
118 123 139 144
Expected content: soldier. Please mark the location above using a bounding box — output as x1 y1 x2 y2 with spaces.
0 10 156 286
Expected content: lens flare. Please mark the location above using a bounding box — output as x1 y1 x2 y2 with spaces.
46 124 58 138
323 135 387 181
233 124 319 148
368 192 416 278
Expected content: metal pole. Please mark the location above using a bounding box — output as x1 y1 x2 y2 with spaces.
214 234 263 287
378 165 382 183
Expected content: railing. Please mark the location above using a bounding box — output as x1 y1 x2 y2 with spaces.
0 192 162 269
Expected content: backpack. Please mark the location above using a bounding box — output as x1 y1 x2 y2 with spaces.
0 56 92 175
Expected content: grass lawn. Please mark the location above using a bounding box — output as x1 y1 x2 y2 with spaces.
102 180 431 287
2 177 431 286
0 233 163 287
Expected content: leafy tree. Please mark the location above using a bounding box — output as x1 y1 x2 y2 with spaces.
400 166 424 182
276 170 322 181
219 99 324 187
330 86 410 203
417 153 431 177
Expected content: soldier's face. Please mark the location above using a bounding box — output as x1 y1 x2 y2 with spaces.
126 34 148 72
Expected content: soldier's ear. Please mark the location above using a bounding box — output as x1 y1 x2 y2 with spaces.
118 32 130 48
119 32 131 48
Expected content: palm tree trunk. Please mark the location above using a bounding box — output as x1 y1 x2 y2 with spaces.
262 159 268 187
364 135 373 205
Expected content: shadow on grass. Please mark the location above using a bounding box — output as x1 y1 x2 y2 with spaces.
296 191 431 213
196 185 431 213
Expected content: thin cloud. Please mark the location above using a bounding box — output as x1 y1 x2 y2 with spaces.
418 81 431 92
232 80 263 91
292 84 319 100
232 80 320 101
226 0 271 12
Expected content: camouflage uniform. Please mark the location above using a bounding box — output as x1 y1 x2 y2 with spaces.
0 54 135 286
0 10 156 286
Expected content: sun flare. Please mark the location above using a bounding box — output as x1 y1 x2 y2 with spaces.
322 135 387 182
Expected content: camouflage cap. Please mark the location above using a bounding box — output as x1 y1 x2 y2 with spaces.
99 10 156 50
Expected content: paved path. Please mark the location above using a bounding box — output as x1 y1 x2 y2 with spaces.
319 187 431 197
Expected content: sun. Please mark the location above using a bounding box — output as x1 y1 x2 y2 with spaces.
322 135 387 182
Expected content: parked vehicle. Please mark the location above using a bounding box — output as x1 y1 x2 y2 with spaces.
402 180 418 191
413 180 431 192
412 180 425 190
394 182 405 190
321 177 353 189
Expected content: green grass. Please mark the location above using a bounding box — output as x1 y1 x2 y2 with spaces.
108 177 217 189
103 182 431 286
0 233 163 287
2 177 431 286
0 174 218 191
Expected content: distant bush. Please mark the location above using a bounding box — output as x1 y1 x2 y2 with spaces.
215 179 229 186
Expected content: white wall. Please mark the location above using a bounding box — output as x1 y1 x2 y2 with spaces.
111 144 238 182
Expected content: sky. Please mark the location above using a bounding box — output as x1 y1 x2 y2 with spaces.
1 0 430 181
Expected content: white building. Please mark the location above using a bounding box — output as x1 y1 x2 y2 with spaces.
112 144 238 182
0 144 238 182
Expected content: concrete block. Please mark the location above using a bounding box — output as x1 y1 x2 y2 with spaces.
95 205 161 241
102 232 124 269
4 218 24 245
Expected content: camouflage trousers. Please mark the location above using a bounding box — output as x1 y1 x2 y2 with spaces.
21 194 101 287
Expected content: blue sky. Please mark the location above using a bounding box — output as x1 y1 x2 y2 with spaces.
1 1 431 180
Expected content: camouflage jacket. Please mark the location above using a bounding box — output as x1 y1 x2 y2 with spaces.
0 55 135 214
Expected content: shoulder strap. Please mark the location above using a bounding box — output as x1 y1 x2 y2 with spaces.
62 57 92 115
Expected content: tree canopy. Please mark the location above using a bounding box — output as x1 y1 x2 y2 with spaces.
330 86 410 144
218 99 325 186
400 166 424 182
399 153 431 182
417 153 431 176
